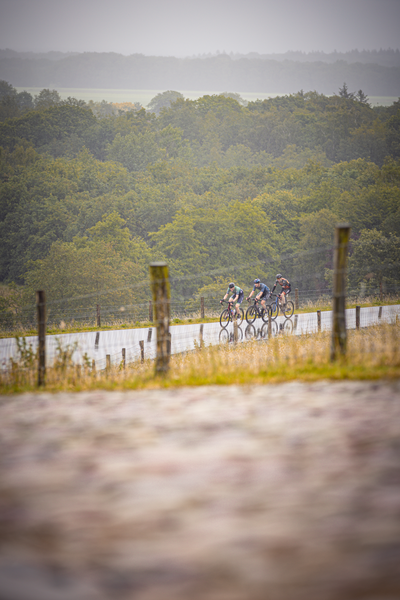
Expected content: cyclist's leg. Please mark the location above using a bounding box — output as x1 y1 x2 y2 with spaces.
260 296 267 309
235 291 244 315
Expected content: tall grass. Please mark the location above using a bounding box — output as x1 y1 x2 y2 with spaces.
1 321 399 394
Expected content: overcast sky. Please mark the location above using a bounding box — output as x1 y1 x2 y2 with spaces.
1 0 399 56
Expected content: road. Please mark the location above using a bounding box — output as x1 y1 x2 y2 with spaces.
1 304 399 370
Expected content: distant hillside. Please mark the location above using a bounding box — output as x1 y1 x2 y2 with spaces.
1 51 400 96
208 49 400 68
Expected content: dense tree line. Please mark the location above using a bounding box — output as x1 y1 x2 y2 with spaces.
0 82 399 324
2 49 400 67
1 51 400 96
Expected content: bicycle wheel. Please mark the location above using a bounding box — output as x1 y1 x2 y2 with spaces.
245 324 256 340
282 301 294 319
235 308 244 326
269 303 279 321
261 321 278 339
246 305 257 324
219 309 231 328
219 328 230 343
261 307 269 323
282 318 294 334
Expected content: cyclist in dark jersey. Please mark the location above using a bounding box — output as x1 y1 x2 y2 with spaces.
247 278 270 312
221 282 244 319
271 274 291 306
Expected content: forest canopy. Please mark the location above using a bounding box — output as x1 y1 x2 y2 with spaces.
0 80 399 326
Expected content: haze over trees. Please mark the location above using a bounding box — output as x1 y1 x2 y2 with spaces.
0 79 399 324
1 50 400 96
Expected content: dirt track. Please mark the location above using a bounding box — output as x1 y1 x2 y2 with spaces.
0 381 400 600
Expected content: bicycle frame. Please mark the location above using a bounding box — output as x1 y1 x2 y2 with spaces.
219 300 244 327
246 298 269 324
268 292 294 319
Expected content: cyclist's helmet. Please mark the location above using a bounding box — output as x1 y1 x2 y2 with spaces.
276 273 282 279
254 278 260 284
228 282 235 288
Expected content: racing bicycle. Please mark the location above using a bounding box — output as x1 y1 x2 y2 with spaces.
219 300 244 327
268 292 294 320
245 298 269 324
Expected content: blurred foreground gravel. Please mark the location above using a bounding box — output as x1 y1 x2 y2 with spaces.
0 380 400 600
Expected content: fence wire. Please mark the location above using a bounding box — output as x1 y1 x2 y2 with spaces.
1 304 399 376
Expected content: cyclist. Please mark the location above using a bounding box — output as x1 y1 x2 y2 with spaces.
271 274 291 306
221 282 244 319
247 278 271 311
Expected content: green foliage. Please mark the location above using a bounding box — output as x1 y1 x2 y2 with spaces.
0 104 96 153
147 91 184 115
15 336 37 368
34 89 62 110
0 82 399 316
348 229 400 293
107 131 165 171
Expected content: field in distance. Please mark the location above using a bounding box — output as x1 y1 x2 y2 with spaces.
16 87 398 107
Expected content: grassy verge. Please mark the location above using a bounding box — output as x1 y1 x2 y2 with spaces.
1 322 399 394
0 316 218 339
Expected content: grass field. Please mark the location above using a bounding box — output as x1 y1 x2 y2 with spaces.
2 321 399 394
16 87 398 107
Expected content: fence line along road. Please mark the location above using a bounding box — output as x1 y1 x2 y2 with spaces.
1 304 399 372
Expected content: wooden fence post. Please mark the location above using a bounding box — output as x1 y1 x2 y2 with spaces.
268 312 272 337
356 306 360 330
200 324 204 349
317 310 321 332
139 340 144 363
149 300 153 323
122 348 126 369
331 224 351 361
106 354 111 372
378 306 383 319
295 288 299 310
294 314 298 331
167 332 172 355
149 263 171 375
200 297 205 319
147 328 152 342
96 304 101 327
95 331 100 350
233 319 238 343
36 290 46 387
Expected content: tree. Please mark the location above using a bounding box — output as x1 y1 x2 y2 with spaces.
355 89 370 105
34 89 62 110
106 131 165 171
295 208 338 293
348 229 400 295
147 91 184 115
385 109 400 159
221 92 247 106
338 82 355 99
0 80 16 100
87 99 118 118
23 237 149 314
16 91 34 112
